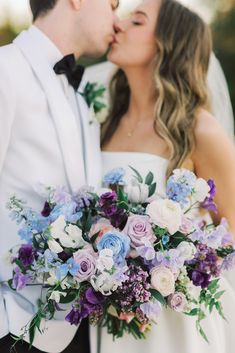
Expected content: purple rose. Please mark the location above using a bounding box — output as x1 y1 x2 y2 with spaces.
73 246 97 282
123 215 154 248
168 292 187 312
18 244 36 267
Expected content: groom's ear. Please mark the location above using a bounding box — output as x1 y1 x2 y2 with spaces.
69 0 83 11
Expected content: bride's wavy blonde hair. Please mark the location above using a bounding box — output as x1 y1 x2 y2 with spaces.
101 0 212 177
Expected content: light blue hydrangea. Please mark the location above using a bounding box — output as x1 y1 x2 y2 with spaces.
49 201 82 223
167 169 197 207
103 168 126 186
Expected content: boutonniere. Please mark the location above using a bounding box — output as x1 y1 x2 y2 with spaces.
80 82 108 124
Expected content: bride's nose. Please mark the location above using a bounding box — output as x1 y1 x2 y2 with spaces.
114 18 125 33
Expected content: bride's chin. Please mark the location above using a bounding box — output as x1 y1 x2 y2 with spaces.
107 51 120 65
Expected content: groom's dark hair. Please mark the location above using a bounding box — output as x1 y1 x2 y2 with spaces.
29 0 58 21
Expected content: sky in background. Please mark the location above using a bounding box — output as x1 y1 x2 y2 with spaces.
0 0 215 28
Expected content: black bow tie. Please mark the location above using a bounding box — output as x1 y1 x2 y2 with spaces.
53 54 85 91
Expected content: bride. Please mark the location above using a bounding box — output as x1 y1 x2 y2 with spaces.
90 0 235 352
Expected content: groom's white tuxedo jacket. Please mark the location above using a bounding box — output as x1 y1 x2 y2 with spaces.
0 26 101 352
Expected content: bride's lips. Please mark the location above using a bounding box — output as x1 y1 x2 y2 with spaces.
112 36 119 45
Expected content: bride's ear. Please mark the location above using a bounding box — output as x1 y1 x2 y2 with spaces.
69 0 83 11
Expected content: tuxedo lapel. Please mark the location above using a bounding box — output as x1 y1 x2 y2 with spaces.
13 30 86 192
77 93 102 189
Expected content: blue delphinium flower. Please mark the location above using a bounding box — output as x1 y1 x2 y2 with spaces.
55 258 80 279
167 169 197 207
103 168 126 186
50 202 82 223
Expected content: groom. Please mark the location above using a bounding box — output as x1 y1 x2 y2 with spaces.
0 0 118 352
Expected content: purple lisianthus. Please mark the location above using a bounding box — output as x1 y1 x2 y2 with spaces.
18 244 36 267
123 215 154 248
103 204 119 217
97 230 130 265
201 179 217 213
99 191 117 208
189 269 211 288
12 267 30 291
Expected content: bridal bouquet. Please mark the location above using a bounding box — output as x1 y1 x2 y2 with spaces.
6 167 235 347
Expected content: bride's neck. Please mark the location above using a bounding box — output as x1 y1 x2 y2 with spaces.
125 67 156 121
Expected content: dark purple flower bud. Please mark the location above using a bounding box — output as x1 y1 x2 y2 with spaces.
58 251 71 262
190 270 211 288
99 191 117 207
18 244 36 267
41 202 51 217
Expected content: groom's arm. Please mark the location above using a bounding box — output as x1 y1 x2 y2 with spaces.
0 64 16 174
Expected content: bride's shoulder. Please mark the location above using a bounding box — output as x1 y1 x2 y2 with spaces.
194 109 222 140
193 108 234 159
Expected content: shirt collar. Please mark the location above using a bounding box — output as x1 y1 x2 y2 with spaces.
27 25 63 68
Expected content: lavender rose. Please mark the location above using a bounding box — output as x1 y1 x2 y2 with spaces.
168 292 187 312
73 246 97 282
123 215 154 248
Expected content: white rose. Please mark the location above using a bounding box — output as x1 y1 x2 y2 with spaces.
65 224 87 248
48 239 63 253
97 249 114 272
177 241 197 261
50 215 66 239
193 178 210 202
151 266 175 297
125 180 149 204
49 290 66 303
91 272 118 296
146 199 182 235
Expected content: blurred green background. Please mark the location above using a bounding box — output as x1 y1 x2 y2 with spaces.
0 0 234 116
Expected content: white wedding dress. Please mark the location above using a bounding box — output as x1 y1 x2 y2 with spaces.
90 151 235 353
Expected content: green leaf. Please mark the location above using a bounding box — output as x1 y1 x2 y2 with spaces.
90 231 100 244
59 291 77 304
185 308 198 316
128 166 143 183
150 289 167 306
214 290 225 300
215 301 227 320
148 182 157 197
207 279 220 294
145 172 154 185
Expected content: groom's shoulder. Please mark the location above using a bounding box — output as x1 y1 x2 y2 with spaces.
0 42 21 69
